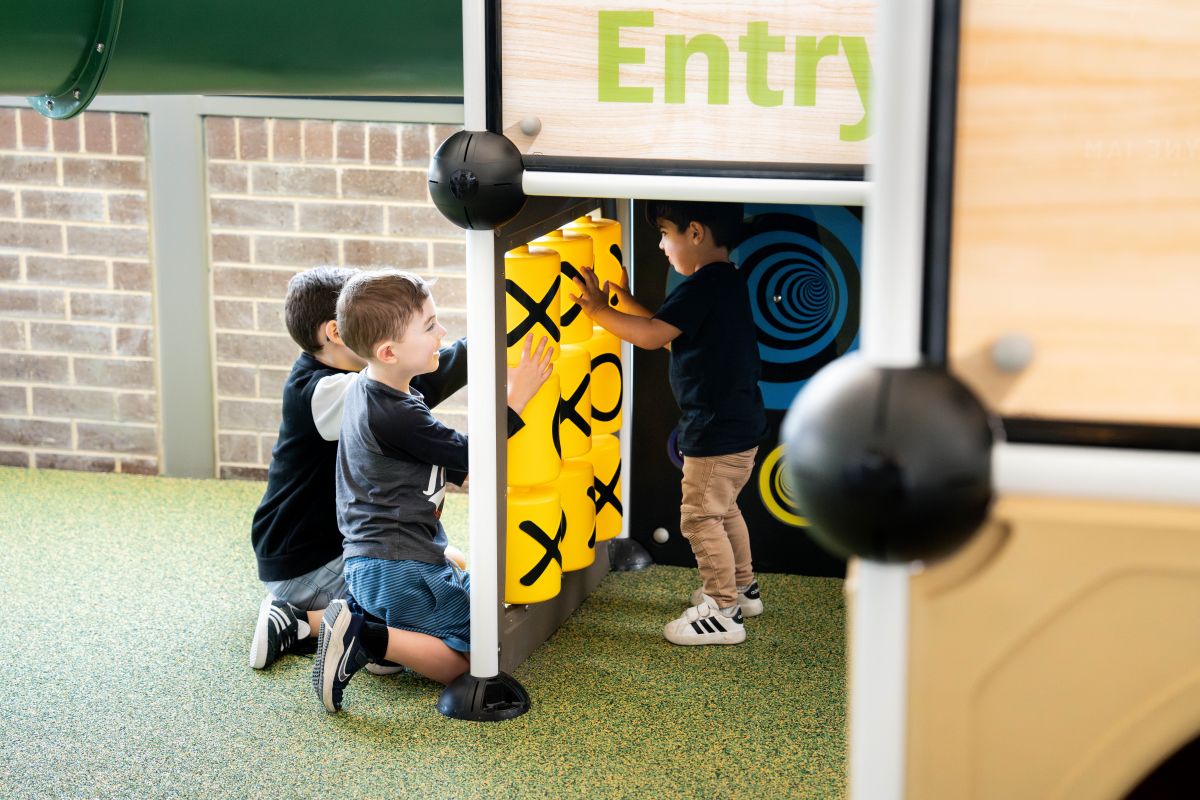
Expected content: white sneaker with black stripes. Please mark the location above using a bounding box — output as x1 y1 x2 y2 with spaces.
663 599 746 646
689 579 764 618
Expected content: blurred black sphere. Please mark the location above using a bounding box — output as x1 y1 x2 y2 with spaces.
428 130 525 230
782 353 996 563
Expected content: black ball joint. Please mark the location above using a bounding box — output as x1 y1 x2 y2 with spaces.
428 130 526 230
782 353 997 563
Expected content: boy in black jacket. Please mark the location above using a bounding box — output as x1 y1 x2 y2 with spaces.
250 266 470 669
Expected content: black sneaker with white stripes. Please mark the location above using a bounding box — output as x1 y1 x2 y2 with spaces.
312 599 370 713
663 599 746 645
250 596 304 669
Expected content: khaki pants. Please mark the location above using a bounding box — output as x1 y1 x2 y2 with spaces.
679 447 758 609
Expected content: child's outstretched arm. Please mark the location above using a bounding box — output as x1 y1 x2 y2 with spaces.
570 267 680 350
607 268 654 319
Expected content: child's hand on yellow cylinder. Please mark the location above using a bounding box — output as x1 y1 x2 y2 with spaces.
506 334 553 414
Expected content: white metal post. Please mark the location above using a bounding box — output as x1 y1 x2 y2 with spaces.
461 0 502 678
849 0 936 798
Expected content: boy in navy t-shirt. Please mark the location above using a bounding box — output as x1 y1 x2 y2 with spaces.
571 201 768 646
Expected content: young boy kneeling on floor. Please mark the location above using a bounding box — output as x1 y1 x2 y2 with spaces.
249 266 466 671
313 269 551 712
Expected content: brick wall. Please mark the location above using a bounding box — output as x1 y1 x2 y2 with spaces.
206 117 467 480
1 105 467 480
0 108 158 473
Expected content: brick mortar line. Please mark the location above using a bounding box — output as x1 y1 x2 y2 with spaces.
11 450 160 463
0 218 150 231
208 228 462 243
0 149 147 163
0 287 154 297
207 193 438 206
6 447 158 459
0 320 154 330
206 193 441 208
208 158 430 173
0 349 154 361
0 185 148 197
0 413 157 429
0 381 155 395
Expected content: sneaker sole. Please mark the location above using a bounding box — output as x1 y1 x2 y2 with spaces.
249 595 274 670
364 662 406 676
663 626 747 646
312 602 350 713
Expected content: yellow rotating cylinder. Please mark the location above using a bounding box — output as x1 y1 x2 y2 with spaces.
506 485 564 604
555 458 596 572
587 434 622 542
505 245 561 366
586 328 623 435
532 229 594 345
507 372 561 486
556 343 592 458
563 216 626 311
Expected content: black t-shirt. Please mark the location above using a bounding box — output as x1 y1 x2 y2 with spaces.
653 261 768 457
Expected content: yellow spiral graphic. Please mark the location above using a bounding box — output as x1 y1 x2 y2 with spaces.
757 444 808 528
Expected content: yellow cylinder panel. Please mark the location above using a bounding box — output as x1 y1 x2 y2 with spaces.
507 372 561 486
586 328 623 435
505 485 563 604
555 458 596 572
532 229 593 345
557 344 592 458
563 216 626 311
587 434 622 542
504 245 561 366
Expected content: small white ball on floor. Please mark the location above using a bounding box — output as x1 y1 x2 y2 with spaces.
652 527 670 544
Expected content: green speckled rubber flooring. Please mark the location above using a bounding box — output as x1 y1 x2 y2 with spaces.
0 467 846 799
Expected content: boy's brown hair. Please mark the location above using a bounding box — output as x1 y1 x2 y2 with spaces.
284 266 358 354
336 269 432 359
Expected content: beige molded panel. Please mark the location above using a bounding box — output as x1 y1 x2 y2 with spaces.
947 0 1200 426
906 496 1200 800
501 0 874 165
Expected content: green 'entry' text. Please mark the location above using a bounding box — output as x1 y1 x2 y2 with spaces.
597 10 872 143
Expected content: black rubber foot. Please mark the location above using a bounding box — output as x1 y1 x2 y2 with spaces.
437 672 530 721
608 538 653 571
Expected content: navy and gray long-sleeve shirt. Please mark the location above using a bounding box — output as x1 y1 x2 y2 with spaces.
336 338 524 564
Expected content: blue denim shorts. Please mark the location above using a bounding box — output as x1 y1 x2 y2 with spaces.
345 556 471 653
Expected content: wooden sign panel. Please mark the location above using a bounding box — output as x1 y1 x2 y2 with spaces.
500 0 875 167
947 0 1200 429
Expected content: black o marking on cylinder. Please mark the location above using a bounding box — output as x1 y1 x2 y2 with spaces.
590 353 623 422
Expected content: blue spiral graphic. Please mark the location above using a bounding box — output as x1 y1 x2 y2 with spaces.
731 206 861 410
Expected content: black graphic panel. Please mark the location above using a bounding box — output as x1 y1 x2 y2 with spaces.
629 203 862 577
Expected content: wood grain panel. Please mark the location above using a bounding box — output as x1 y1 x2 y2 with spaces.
501 0 874 165
947 0 1200 426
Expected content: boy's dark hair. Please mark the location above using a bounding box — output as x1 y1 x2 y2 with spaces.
284 266 358 354
645 200 745 250
337 269 432 359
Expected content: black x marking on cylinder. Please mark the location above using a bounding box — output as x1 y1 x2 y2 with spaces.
518 513 565 586
506 276 560 347
592 468 622 517
559 373 592 438
559 260 584 327
590 353 623 422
